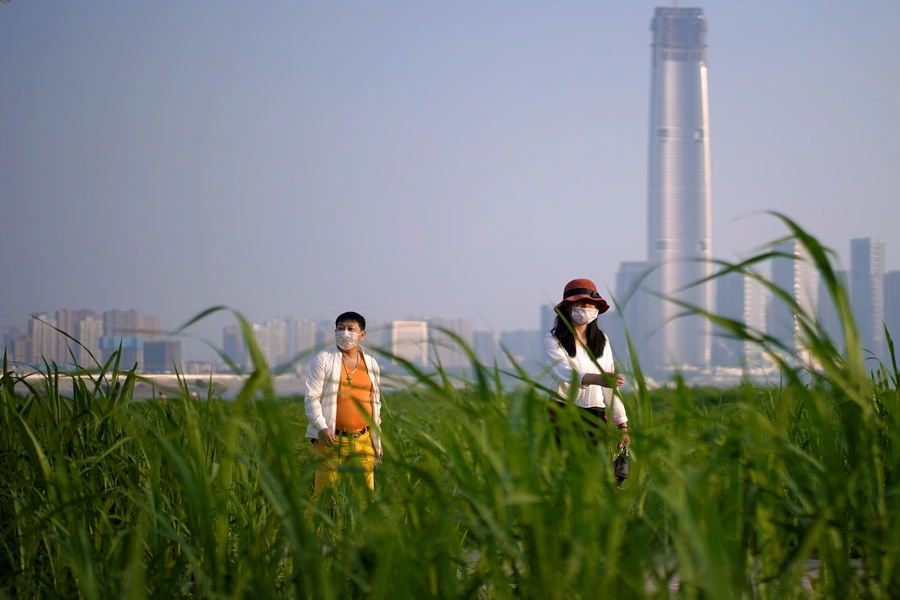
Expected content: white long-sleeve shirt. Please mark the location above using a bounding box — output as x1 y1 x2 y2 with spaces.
304 346 382 453
544 331 628 425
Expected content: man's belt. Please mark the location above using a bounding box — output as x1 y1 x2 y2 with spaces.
336 427 369 438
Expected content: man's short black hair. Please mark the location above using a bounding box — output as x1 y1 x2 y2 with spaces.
335 311 366 331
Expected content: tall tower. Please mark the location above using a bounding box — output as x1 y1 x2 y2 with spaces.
646 7 713 371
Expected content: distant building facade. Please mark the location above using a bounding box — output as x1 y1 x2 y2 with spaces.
817 269 848 353
103 309 126 337
384 321 428 367
615 261 652 366
769 241 818 361
850 237 886 362
712 272 767 368
223 324 249 370
712 273 745 367
9 337 31 365
55 308 75 363
2 325 29 364
474 330 500 366
499 329 543 367
428 317 474 370
287 317 318 363
28 313 58 364
77 315 104 366
144 340 182 373
744 276 768 364
885 270 900 355
252 323 273 367
99 336 144 368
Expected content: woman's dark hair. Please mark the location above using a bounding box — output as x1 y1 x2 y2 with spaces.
550 303 606 359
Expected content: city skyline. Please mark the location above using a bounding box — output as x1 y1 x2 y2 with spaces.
2 3 898 362
5 233 897 372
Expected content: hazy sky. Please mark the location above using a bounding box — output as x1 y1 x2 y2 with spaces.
2 1 898 360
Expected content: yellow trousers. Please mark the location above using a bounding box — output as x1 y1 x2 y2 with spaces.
313 430 376 496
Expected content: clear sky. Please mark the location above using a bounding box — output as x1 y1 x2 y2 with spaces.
2 1 898 360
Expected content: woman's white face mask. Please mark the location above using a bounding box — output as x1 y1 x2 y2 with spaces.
570 306 599 325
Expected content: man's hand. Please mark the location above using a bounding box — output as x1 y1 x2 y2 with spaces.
614 374 626 388
318 427 336 447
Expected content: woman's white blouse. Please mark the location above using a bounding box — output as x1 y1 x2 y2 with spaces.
543 331 628 425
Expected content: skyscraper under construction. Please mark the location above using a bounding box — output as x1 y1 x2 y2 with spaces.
645 7 713 370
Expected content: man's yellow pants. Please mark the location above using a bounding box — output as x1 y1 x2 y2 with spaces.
313 430 376 496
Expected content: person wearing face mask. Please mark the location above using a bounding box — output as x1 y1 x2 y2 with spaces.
305 311 382 494
545 278 630 446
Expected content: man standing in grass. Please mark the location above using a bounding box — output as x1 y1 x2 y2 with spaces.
305 311 382 494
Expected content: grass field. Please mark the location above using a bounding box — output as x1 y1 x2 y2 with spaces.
2 220 899 598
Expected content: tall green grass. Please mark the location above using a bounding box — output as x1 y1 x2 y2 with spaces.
2 218 899 598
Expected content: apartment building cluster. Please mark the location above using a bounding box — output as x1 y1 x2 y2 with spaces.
1 309 181 373
7 234 893 381
221 315 551 374
615 237 899 373
225 234 898 380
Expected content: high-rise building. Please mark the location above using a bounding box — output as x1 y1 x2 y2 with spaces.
77 315 103 366
615 261 652 364
884 271 900 354
744 275 768 364
55 308 76 362
124 309 142 333
850 237 886 361
144 315 161 339
144 340 182 373
428 317 474 370
267 318 289 365
8 336 31 365
712 273 744 367
769 241 818 360
286 316 318 363
645 7 713 371
28 313 58 365
2 325 27 363
103 309 126 337
384 321 428 367
99 336 144 368
499 329 543 367
252 323 273 367
711 272 767 367
474 330 500 366
223 324 249 370
818 269 848 353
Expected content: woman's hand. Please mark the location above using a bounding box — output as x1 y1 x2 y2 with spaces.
618 424 631 447
583 373 626 388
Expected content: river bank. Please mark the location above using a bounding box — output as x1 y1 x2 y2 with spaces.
11 371 424 398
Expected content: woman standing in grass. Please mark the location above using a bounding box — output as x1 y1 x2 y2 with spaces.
544 278 630 446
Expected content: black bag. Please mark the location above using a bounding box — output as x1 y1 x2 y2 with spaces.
613 444 631 485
